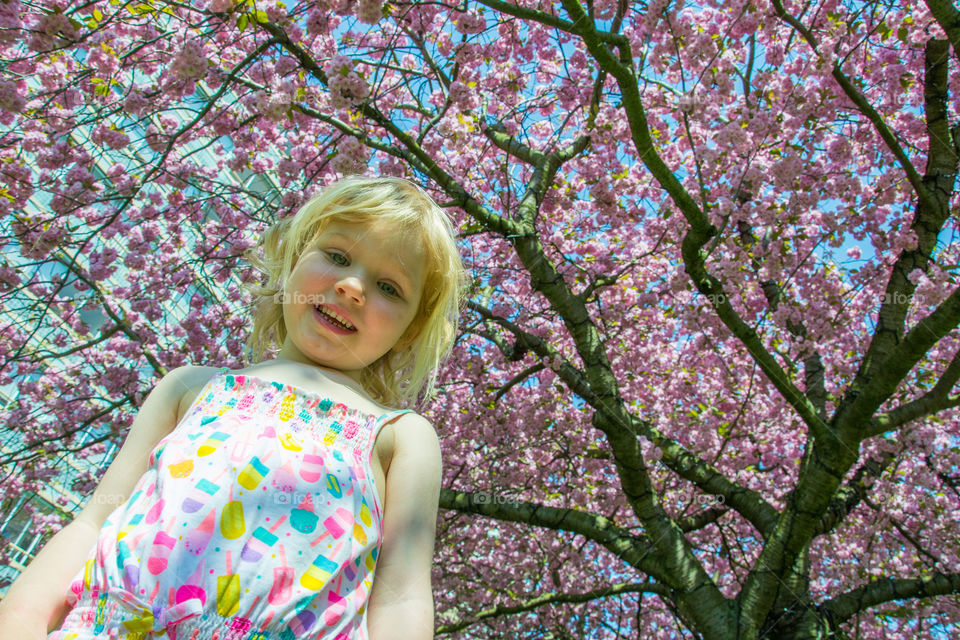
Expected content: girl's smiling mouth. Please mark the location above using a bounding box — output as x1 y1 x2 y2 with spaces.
314 304 357 333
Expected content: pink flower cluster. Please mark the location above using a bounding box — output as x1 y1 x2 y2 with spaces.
323 55 369 109
326 0 356 15
28 11 78 51
356 0 382 24
455 10 486 34
641 0 670 33
277 158 301 183
170 40 208 83
11 218 66 260
123 88 151 116
306 9 336 34
330 136 368 175
0 80 25 120
0 0 22 44
0 162 32 215
142 123 166 156
91 124 131 150
253 90 293 122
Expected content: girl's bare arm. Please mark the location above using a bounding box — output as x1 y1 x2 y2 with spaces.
366 413 443 640
0 365 205 637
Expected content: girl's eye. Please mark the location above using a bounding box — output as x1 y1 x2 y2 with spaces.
328 251 348 266
379 282 400 298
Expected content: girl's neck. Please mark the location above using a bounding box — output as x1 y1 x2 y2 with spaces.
252 357 367 396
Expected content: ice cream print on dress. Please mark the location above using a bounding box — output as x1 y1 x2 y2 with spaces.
51 371 407 640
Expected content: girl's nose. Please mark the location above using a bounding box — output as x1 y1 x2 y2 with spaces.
335 276 365 304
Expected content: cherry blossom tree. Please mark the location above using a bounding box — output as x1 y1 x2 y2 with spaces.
2 0 960 637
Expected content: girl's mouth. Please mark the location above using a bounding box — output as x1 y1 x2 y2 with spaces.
314 305 357 334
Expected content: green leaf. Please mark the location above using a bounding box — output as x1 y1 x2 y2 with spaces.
237 13 249 30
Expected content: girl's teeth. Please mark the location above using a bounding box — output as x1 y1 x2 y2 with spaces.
317 306 354 329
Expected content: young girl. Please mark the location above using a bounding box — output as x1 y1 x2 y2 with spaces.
0 176 467 640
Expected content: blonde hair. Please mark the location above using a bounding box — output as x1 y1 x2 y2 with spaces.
243 176 469 409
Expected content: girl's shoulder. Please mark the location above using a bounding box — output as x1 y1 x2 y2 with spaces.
171 365 228 424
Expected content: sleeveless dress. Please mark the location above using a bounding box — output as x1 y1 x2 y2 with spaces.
48 367 411 640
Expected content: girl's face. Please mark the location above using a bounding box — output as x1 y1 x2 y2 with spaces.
276 219 426 383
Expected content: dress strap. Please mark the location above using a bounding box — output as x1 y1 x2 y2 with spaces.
371 409 412 440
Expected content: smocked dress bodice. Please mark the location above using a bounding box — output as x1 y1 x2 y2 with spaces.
50 368 410 640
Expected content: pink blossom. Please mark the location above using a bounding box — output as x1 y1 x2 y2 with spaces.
281 191 304 210
274 56 298 76
455 10 485 34
327 0 356 16
306 9 334 34
123 89 151 116
448 81 479 109
144 124 167 154
330 136 368 175
170 40 208 83
0 0 23 44
323 55 369 109
28 11 78 51
356 0 382 24
0 80 25 113
255 91 292 121
277 158 300 181
91 124 130 150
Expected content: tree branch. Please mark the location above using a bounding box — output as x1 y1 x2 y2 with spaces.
678 507 728 533
256 20 525 240
868 348 960 436
814 446 898 536
770 0 937 214
822 573 960 623
467 300 779 537
491 363 546 402
924 0 960 65
559 0 829 445
842 286 960 433
474 0 628 46
439 488 664 576
435 581 673 635
838 40 958 430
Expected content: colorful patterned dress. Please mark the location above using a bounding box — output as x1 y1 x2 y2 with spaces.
48 367 411 640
